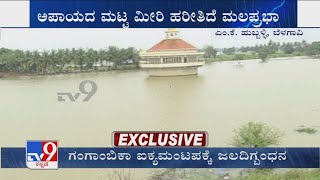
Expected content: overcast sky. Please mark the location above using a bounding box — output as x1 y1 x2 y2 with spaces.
1 1 320 51
1 28 320 51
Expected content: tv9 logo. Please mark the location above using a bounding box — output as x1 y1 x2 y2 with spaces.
57 80 97 102
26 141 58 169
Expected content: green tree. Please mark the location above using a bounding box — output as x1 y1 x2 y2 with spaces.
257 45 270 62
267 40 278 54
85 48 98 68
281 42 294 54
108 46 120 66
223 47 236 55
307 41 320 56
233 53 245 60
56 49 70 73
203 45 217 58
230 122 283 147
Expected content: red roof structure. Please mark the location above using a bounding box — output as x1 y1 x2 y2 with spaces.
148 39 197 52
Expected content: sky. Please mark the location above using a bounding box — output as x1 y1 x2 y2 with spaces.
1 28 320 51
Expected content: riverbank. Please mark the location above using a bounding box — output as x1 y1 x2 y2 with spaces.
0 64 139 78
1 56 319 78
204 54 318 63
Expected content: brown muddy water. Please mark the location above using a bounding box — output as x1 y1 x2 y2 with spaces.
0 58 319 179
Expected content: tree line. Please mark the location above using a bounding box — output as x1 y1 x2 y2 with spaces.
1 40 320 75
0 46 139 74
202 40 320 62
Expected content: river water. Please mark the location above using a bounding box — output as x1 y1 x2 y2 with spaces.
0 58 319 179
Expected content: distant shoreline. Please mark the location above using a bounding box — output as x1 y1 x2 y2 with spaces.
0 56 318 78
0 64 139 78
204 55 317 63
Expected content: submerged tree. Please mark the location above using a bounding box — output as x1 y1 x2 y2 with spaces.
307 41 320 56
230 122 283 147
257 50 269 62
255 44 271 63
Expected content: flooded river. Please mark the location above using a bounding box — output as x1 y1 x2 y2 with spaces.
0 58 319 179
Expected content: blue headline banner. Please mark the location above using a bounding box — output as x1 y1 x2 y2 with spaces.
30 0 297 28
1 147 319 168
